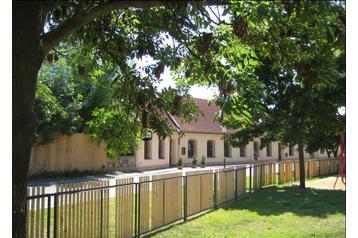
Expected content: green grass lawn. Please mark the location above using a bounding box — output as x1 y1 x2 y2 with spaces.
148 184 345 238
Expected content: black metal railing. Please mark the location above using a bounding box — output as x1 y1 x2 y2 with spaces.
26 158 339 238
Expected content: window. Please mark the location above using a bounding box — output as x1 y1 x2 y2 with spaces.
144 140 152 160
240 145 246 157
224 141 232 157
289 144 294 156
158 139 165 159
207 140 215 158
181 147 186 155
188 140 196 158
320 148 325 154
266 143 272 157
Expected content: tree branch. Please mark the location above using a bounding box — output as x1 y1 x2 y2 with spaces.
41 1 163 55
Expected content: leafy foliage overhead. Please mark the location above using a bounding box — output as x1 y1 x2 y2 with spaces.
36 1 345 157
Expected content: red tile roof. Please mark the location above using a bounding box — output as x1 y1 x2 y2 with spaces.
171 98 226 134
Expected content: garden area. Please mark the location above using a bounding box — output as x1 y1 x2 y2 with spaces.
151 181 346 238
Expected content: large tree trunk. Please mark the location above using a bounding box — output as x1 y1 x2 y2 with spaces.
298 138 306 189
13 2 45 237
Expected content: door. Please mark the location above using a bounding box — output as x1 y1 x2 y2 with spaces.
253 142 259 160
278 143 282 161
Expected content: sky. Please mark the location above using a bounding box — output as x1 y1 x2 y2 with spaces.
137 55 218 100
156 67 218 100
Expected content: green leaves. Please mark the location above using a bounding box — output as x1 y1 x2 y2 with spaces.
37 1 344 158
86 107 140 158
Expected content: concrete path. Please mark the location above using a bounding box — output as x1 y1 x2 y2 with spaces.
294 176 346 190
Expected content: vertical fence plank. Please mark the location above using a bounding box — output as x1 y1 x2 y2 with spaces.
286 162 293 182
90 183 94 238
94 182 98 238
279 162 285 184
35 187 40 238
68 184 72 238
40 187 45 238
57 185 61 238
139 176 150 235
26 188 30 238
29 188 34 238
152 175 163 229
236 167 246 196
71 184 75 238
115 177 134 238
64 184 68 238
84 183 88 238
75 184 79 238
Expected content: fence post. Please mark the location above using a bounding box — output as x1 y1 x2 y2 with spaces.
47 196 51 238
184 176 188 222
53 194 58 238
260 163 263 189
100 189 103 238
137 183 141 238
134 183 138 237
293 160 296 181
249 165 252 193
214 172 217 209
235 167 238 201
162 180 165 226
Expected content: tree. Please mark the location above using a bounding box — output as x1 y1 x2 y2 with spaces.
13 2 226 236
225 1 346 189
175 1 345 189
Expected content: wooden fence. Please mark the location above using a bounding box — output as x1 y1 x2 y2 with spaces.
278 158 340 184
29 133 107 175
26 158 339 238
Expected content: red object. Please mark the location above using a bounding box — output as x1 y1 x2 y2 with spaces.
339 143 346 179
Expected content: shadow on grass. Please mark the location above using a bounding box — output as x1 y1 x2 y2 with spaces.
223 185 346 218
142 209 215 237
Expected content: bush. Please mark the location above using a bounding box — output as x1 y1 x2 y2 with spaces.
201 156 206 167
192 156 198 168
177 158 183 169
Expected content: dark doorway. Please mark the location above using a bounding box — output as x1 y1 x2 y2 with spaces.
253 142 259 160
278 143 282 161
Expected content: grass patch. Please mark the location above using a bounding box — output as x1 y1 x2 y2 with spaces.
149 184 345 238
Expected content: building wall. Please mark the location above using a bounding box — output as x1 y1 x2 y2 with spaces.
29 133 107 175
173 133 279 166
135 133 170 170
258 141 280 161
280 144 329 160
29 132 332 175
